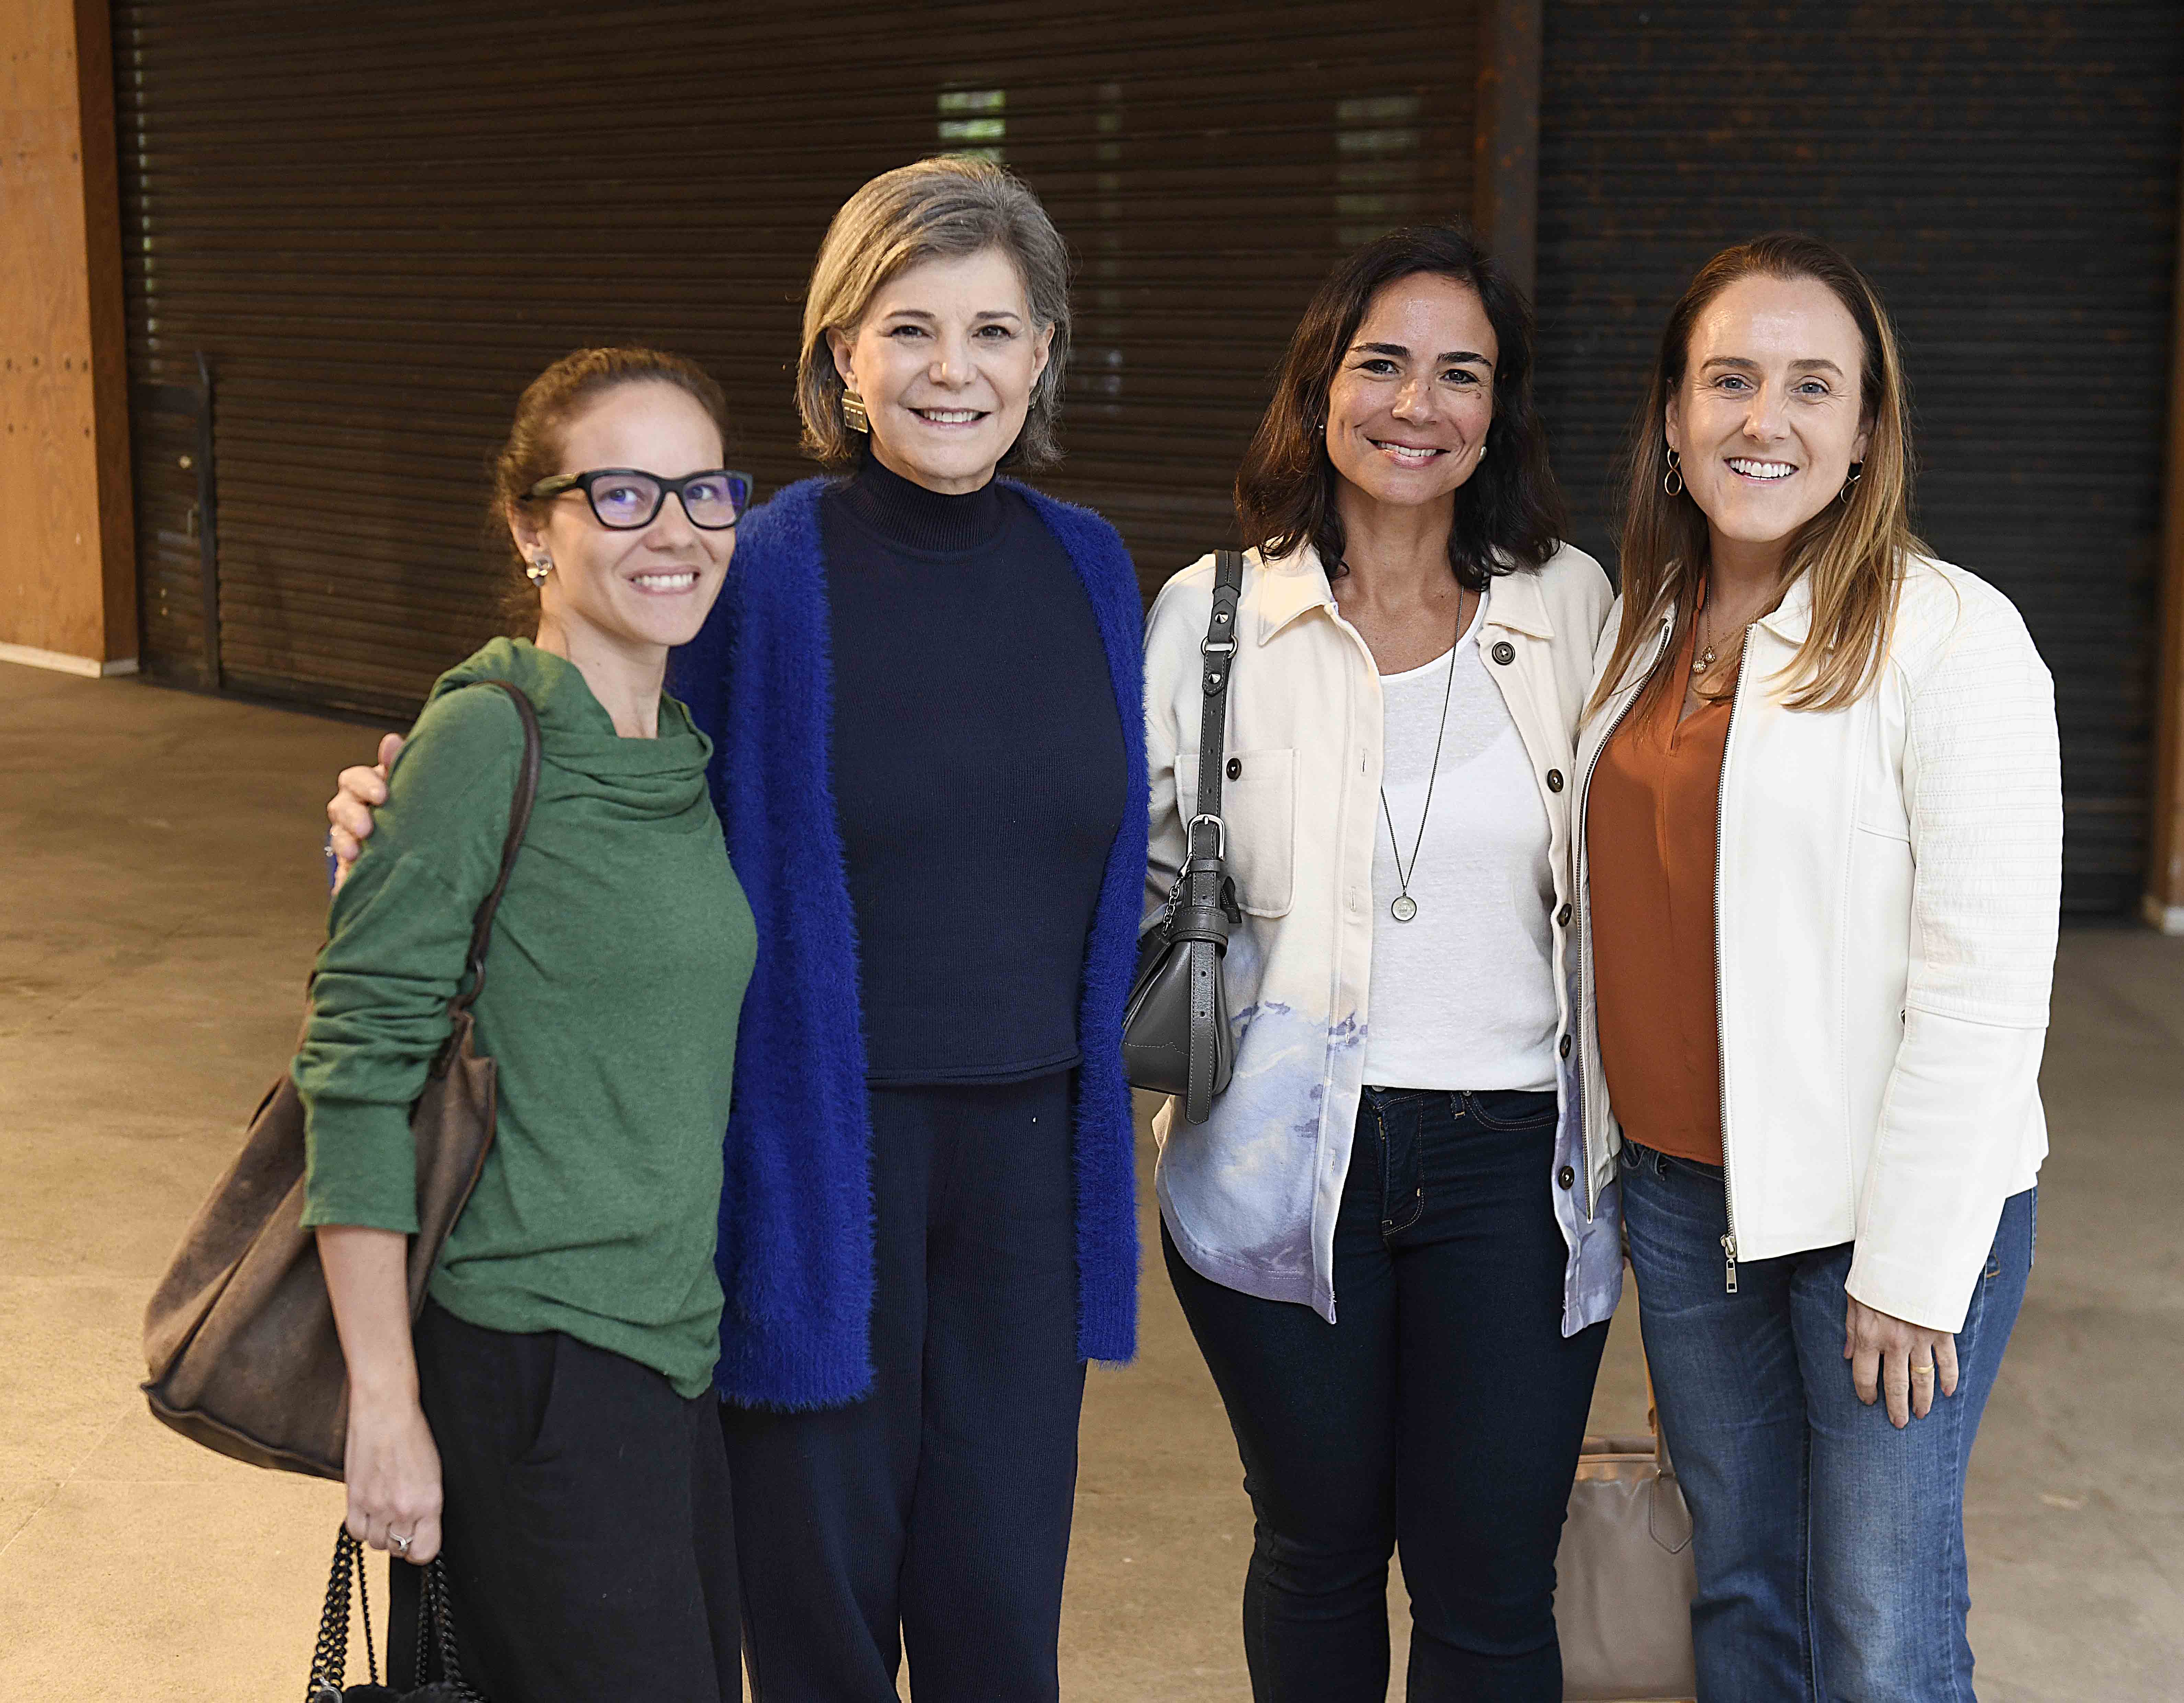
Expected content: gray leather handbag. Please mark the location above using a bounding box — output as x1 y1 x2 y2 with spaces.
1554 1383 1699 1701
1123 549 1243 1124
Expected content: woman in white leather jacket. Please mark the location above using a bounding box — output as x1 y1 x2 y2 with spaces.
1574 232 2061 1702
1145 226 1618 1702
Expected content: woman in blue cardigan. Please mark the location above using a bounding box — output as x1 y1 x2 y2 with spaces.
332 155 1147 1703
679 155 1147 1703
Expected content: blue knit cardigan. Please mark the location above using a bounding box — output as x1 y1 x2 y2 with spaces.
670 474 1149 1410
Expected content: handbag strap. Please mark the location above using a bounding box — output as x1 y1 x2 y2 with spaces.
1173 550 1244 1122
450 679 543 1014
1191 550 1244 845
306 1528 378 1700
416 1556 486 1702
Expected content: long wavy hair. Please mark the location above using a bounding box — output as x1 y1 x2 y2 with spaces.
1235 225 1564 589
1591 232 1924 720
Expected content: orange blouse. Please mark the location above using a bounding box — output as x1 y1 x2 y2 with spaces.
1586 611 1735 1168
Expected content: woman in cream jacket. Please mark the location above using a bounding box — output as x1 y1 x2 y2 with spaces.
1145 227 1618 1702
1574 233 2061 1701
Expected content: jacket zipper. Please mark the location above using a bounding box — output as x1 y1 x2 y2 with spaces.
1713 624 1755 1294
1572 613 1673 1223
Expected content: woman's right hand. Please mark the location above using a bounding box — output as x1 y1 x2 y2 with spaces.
327 733 405 893
343 1388 444 1565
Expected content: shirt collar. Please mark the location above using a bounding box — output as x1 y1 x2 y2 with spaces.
1478 558 1554 639
1255 543 1338 644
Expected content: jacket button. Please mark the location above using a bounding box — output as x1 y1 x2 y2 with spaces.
1546 769 1565 793
1557 903 1572 926
1558 1033 1572 1059
1490 640 1516 666
1226 757 1242 780
1558 1165 1576 1190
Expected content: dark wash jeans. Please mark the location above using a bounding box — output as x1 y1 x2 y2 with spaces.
1620 1138 2035 1703
1166 1087 1610 1703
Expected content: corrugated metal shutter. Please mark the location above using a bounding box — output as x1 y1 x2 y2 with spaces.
1532 3 2184 915
114 0 1479 720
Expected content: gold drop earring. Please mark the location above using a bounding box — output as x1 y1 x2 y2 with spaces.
841 383 870 434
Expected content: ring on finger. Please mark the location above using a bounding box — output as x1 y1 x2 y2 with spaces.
1911 1362 1936 1380
391 1531 412 1556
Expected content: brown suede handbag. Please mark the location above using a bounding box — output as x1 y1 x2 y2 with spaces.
1553 1357 1699 1702
141 680 542 1481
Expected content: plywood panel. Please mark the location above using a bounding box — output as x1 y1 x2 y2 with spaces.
0 0 134 667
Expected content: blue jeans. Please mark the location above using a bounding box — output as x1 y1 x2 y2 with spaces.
1167 1088 1609 1702
1621 1139 2034 1702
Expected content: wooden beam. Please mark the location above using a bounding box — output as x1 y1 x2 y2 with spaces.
75 0 136 658
2147 121 2184 933
0 0 136 672
1473 0 1544 299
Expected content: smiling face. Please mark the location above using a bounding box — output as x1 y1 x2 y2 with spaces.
508 379 734 655
829 246 1055 496
1667 273 1872 557
1323 272 1497 515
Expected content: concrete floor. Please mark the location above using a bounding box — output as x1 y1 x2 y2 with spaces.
0 656 2177 1700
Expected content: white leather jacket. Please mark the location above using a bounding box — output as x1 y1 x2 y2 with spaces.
1145 542 1624 1336
1571 555 2062 1333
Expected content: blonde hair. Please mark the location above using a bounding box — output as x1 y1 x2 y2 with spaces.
795 155 1072 469
1591 232 1925 720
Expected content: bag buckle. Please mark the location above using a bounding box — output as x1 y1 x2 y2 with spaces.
1185 811 1226 861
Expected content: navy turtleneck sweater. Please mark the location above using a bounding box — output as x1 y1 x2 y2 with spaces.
821 451 1128 1086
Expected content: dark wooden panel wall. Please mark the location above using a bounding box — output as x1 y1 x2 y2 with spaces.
1533 3 2184 914
114 0 1485 718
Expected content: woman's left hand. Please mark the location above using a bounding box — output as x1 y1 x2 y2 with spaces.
1844 1296 1959 1428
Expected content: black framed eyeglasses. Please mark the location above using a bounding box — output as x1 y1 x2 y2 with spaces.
523 467 753 531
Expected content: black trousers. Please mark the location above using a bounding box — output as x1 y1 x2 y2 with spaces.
1166 1087 1609 1703
409 1301 741 1702
721 1072 1088 1703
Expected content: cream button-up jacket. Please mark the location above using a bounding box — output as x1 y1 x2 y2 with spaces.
1144 542 1624 1335
1571 556 2061 1333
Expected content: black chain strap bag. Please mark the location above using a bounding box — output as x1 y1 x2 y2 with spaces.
308 1527 484 1701
1123 550 1243 1124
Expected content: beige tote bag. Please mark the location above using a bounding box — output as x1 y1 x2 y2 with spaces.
1554 1382 1698 1701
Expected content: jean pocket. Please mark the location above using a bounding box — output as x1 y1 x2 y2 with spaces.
1372 1095 1425 1235
1463 1090 1558 1132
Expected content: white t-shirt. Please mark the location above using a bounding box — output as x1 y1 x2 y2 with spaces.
1361 587 1560 1091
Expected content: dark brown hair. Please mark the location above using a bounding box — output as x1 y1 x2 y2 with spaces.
1591 231 1922 721
1235 225 1565 589
488 346 733 626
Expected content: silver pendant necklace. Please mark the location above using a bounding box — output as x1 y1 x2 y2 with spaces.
1379 598 1467 924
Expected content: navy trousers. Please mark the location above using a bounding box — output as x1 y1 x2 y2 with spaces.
721 1072 1087 1702
1167 1087 1609 1702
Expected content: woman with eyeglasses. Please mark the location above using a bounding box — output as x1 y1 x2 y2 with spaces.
328 160 1146 1703
302 346 757 1700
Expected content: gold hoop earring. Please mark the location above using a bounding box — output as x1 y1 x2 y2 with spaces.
1839 461 1864 504
841 386 870 434
1662 448 1684 498
525 555 553 586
